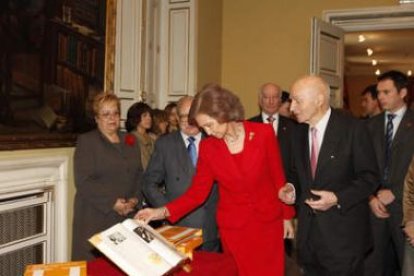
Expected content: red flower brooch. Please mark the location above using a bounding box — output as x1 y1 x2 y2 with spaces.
124 134 136 146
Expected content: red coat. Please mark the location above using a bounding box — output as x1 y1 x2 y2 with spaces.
167 121 295 275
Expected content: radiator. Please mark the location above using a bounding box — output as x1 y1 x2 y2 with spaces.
0 190 52 276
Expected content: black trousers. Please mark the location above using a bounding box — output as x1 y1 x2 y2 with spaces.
300 222 365 276
364 213 404 276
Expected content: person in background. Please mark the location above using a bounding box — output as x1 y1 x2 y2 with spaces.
126 102 155 171
279 90 293 118
72 93 143 261
279 75 379 275
164 102 179 133
365 70 414 276
249 83 296 173
151 108 168 139
361 84 381 118
402 155 414 276
143 96 219 251
136 83 295 276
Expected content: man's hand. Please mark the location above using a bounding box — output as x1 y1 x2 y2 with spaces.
377 189 395 206
279 183 295 205
404 222 414 247
283 219 295 239
305 190 338 211
369 196 390 218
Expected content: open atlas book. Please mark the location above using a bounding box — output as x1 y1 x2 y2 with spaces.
89 219 189 276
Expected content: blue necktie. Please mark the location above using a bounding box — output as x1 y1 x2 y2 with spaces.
187 136 197 166
383 113 396 185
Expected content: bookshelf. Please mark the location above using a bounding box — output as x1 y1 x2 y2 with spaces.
0 0 116 150
45 0 106 132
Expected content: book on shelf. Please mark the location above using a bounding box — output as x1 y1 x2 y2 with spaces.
89 219 190 276
24 261 86 276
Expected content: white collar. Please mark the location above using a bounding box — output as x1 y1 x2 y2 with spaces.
312 108 331 132
385 105 406 119
180 131 202 143
261 112 279 121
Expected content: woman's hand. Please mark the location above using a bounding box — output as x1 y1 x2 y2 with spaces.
126 197 139 210
283 219 295 239
134 207 169 224
279 183 296 205
113 198 137 216
113 198 129 216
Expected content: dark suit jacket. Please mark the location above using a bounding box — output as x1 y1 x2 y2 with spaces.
367 109 414 218
249 113 296 173
289 109 379 259
142 131 219 249
72 130 143 261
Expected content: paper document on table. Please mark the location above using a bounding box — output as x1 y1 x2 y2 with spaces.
89 219 188 276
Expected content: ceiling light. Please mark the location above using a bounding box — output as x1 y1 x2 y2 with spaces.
358 35 365 42
408 70 412 76
375 69 381 76
367 48 373 56
372 59 377 66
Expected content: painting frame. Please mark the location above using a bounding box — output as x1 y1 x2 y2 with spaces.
0 0 117 151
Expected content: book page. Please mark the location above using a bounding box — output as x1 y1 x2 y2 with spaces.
90 222 180 276
122 219 187 267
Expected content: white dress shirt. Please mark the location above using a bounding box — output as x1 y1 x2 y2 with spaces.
180 131 202 153
261 112 279 134
384 105 407 139
308 108 331 154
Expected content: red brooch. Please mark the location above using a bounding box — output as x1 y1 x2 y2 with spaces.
124 134 136 146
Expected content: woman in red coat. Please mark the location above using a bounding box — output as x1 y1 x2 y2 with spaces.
136 84 295 276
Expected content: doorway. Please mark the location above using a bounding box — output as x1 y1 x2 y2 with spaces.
317 4 414 114
344 29 414 116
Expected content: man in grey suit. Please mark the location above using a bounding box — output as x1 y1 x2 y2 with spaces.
365 70 414 276
143 96 219 251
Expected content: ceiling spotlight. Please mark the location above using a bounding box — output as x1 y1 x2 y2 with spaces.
375 69 381 76
358 35 366 42
367 48 373 56
372 59 378 66
408 70 412 76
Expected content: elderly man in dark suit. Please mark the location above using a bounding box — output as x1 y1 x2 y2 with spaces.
249 83 296 174
142 96 219 251
279 75 379 275
364 70 414 276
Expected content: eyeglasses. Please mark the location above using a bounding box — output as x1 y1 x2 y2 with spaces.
99 111 120 119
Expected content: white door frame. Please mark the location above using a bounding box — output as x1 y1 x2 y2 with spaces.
323 4 414 31
310 18 345 108
320 4 414 108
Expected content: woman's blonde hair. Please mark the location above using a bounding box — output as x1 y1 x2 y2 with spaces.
92 93 120 116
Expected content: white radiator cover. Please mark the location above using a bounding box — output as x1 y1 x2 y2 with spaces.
0 155 69 262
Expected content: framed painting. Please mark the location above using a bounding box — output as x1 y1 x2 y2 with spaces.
0 0 116 150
